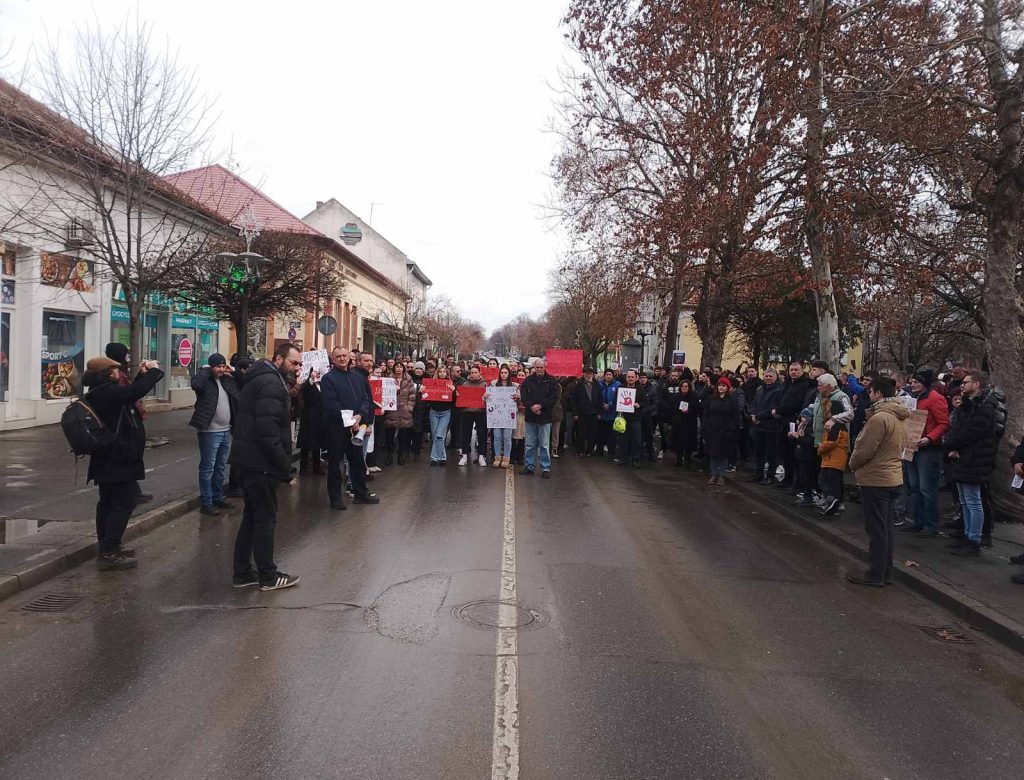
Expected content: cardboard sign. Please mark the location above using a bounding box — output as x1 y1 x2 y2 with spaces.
486 386 517 429
616 387 636 413
900 409 930 461
456 384 486 409
420 378 452 402
481 366 500 383
546 349 584 378
369 377 398 412
299 348 330 382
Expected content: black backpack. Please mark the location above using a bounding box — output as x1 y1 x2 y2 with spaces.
60 398 122 456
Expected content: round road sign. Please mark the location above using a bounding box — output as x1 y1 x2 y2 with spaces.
178 338 193 367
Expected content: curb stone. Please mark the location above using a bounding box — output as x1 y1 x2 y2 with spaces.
723 474 1024 656
0 496 200 605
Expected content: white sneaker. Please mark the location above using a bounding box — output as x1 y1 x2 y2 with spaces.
459 454 468 466
368 466 382 473
477 455 487 466
657 452 664 460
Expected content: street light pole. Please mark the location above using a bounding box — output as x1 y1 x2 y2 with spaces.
635 319 654 371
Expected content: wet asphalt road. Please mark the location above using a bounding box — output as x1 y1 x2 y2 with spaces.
1 453 1023 779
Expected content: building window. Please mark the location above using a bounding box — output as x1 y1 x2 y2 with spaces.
2 247 15 277
41 310 86 399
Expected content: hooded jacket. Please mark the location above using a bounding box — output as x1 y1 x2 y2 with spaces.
228 359 293 481
848 398 911 487
944 388 1000 484
914 387 950 447
83 366 164 484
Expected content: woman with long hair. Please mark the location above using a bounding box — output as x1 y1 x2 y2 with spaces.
384 362 416 465
509 367 528 465
485 364 515 468
702 376 743 484
672 379 700 467
427 365 455 466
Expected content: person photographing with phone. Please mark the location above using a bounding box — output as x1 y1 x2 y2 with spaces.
82 354 165 571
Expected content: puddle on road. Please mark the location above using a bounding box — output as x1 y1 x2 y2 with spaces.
0 518 51 544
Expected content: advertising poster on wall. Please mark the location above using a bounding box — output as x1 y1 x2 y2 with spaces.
40 311 85 398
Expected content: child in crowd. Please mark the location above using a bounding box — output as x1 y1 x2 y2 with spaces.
817 399 850 516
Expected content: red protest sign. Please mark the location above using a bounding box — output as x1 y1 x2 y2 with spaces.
455 384 486 409
369 377 384 416
546 349 583 377
420 378 452 402
481 366 500 383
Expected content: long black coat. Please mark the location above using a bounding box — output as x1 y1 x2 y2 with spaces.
944 390 999 484
776 374 816 422
297 380 324 451
83 367 164 484
571 378 602 417
672 390 700 453
228 359 293 481
701 392 743 460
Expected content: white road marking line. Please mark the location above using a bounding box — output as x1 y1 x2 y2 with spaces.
491 466 520 780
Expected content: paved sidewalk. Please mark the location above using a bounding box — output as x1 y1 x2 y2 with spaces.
724 470 1024 650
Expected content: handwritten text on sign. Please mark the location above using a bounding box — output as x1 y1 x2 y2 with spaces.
298 349 330 382
616 387 636 413
486 386 518 429
369 377 398 412
419 378 452 402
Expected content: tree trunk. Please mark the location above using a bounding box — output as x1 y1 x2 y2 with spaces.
662 271 681 367
232 296 250 358
696 313 727 369
979 0 1024 516
803 0 841 372
127 296 144 373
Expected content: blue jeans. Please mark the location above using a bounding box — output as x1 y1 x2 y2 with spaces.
524 422 551 472
198 430 231 507
906 447 942 530
429 408 451 463
493 428 512 458
957 483 984 542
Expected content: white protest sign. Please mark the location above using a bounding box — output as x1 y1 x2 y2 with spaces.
486 386 518 429
299 349 330 382
900 394 917 412
679 401 689 413
1012 474 1024 491
616 387 636 413
381 377 398 411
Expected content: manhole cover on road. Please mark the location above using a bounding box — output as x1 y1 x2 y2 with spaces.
452 600 549 631
916 624 975 644
20 592 86 613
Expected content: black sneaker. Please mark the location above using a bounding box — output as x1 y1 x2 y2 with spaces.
820 497 841 516
136 493 154 504
846 572 885 587
520 468 534 475
232 572 259 588
950 541 981 557
213 500 234 509
199 505 219 516
260 572 300 591
97 551 137 571
899 525 924 534
542 471 551 479
353 495 380 505
117 544 135 557
225 487 244 498
330 501 347 511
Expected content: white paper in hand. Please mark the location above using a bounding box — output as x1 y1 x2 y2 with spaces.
341 409 356 427
678 401 689 412
1012 474 1024 490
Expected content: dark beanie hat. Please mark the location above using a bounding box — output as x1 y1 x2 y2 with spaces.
208 352 227 367
912 368 934 388
104 342 129 365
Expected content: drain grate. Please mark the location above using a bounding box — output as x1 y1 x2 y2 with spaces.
452 600 549 631
916 624 974 644
21 592 86 613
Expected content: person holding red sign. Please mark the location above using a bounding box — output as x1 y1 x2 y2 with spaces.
457 365 489 466
427 366 455 465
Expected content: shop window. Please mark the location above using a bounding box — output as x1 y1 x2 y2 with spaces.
41 311 86 399
170 327 196 390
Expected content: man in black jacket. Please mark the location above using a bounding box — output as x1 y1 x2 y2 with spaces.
189 353 239 516
775 362 817 489
229 342 301 591
519 359 561 477
82 355 164 571
571 366 601 456
321 345 379 508
750 369 784 484
657 368 681 459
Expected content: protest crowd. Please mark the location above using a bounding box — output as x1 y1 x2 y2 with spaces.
70 342 1024 592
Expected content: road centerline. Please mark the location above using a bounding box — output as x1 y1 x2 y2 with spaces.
491 466 520 780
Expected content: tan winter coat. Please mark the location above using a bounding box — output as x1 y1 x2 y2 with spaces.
848 398 911 487
384 376 416 429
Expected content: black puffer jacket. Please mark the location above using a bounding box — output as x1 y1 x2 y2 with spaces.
776 375 816 422
228 359 292 481
188 368 239 430
571 378 602 416
83 367 164 484
752 381 784 432
636 381 657 418
659 380 680 417
944 389 1000 484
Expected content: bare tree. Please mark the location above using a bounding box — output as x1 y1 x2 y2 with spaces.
3 17 221 364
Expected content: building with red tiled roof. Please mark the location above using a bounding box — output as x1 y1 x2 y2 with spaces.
165 165 410 356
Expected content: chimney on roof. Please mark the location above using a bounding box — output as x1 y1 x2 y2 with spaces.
316 201 324 209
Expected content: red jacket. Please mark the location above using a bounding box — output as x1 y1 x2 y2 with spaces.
917 388 949 446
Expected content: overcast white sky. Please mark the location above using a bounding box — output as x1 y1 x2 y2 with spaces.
1 0 572 333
